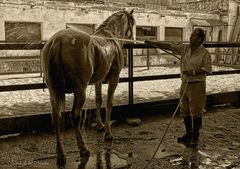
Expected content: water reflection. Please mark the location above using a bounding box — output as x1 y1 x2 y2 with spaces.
181 147 200 169
77 148 129 169
170 147 240 169
78 156 89 169
95 148 112 169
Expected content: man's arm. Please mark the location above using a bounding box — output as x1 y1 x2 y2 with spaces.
145 40 172 51
201 52 212 74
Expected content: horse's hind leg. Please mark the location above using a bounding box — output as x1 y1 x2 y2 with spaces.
95 82 105 131
50 94 66 168
104 78 119 141
71 84 89 157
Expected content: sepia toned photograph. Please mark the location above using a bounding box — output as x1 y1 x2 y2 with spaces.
0 0 240 168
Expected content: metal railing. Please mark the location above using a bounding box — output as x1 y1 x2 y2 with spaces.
0 41 240 105
1 41 240 135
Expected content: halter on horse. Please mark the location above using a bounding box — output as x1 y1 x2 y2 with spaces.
41 9 135 168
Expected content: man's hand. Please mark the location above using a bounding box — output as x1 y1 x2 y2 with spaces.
182 70 195 76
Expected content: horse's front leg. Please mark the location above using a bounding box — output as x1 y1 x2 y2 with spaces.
95 82 105 131
105 78 119 141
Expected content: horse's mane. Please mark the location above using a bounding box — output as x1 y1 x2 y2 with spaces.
96 10 134 32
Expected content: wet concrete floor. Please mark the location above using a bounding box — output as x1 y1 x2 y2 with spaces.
29 150 129 169
0 107 240 169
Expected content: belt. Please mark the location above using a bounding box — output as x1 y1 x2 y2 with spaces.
188 81 202 84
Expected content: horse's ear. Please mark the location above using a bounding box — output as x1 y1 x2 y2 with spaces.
130 9 134 15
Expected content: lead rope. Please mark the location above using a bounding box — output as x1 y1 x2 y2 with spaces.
142 80 189 169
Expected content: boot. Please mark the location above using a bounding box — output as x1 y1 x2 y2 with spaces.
190 117 202 147
177 116 192 146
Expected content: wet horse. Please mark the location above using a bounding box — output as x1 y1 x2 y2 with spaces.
41 9 135 167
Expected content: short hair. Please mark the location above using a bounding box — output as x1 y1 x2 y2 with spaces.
195 28 205 44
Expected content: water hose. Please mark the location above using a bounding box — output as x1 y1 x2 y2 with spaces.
142 80 189 169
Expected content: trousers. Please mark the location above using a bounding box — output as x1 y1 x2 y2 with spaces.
180 81 206 117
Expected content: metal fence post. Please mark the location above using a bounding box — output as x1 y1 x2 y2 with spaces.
40 49 43 78
128 44 134 105
147 47 150 70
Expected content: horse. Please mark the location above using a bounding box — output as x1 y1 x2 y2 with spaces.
41 9 135 168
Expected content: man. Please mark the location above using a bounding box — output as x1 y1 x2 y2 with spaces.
146 28 212 147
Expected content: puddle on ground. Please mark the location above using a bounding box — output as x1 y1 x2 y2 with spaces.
167 147 240 169
28 149 130 169
154 148 180 159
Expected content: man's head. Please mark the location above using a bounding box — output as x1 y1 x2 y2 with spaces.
190 28 205 47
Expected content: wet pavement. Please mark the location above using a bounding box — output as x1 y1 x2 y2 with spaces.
29 150 129 169
0 106 240 169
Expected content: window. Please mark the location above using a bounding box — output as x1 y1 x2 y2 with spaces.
5 22 41 41
136 26 158 56
165 27 183 42
66 23 95 34
136 26 157 41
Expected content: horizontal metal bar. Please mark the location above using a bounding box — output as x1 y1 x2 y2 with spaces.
204 43 240 48
0 71 42 76
1 41 240 50
0 83 46 92
0 42 44 50
211 70 240 75
128 41 240 49
0 70 239 92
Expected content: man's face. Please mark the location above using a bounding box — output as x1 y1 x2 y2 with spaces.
190 29 202 47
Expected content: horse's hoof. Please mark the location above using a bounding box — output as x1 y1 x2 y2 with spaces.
80 150 90 158
96 124 105 132
104 132 113 142
57 154 66 168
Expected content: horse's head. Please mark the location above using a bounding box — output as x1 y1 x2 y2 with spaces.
122 9 135 40
95 9 135 40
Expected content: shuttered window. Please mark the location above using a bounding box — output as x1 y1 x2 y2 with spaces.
165 27 183 42
136 26 157 41
5 22 41 41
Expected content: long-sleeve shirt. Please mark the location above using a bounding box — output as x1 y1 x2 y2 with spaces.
171 44 212 83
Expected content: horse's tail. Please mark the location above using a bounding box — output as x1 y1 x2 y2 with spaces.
42 38 66 128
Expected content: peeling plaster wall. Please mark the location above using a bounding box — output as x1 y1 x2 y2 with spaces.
0 0 225 68
0 1 108 41
0 0 222 41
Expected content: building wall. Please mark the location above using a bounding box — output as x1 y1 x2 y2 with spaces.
0 0 223 41
0 0 228 68
226 0 240 41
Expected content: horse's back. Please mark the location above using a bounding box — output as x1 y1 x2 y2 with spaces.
41 28 123 93
42 28 93 93
88 36 123 83
42 28 91 63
